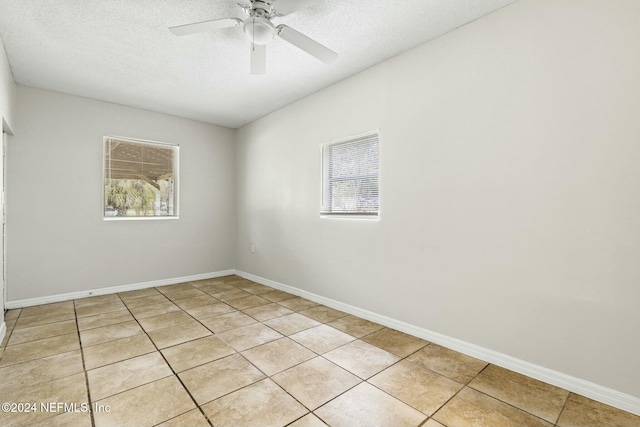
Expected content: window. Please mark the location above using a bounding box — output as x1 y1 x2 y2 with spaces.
321 130 379 216
104 136 178 218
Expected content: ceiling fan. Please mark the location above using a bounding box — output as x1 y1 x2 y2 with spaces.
169 0 338 75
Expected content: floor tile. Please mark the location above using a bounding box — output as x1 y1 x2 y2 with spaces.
299 305 348 323
186 302 236 320
27 410 92 427
433 387 552 427
209 289 251 301
4 315 18 331
261 289 297 302
272 357 360 409
122 293 168 309
469 364 569 423
324 339 400 379
82 333 156 370
556 393 640 427
118 287 161 301
199 311 257 333
0 350 84 392
217 323 283 351
202 378 307 427
87 351 173 400
166 288 208 301
327 315 384 338
4 308 22 320
407 344 488 384
315 382 426 426
14 311 76 329
1 372 88 427
76 309 133 331
289 413 328 427
79 320 143 347
156 409 211 427
290 324 354 354
161 335 235 373
148 321 212 349
199 283 237 294
93 376 195 427
1 327 14 348
0 333 79 367
156 283 195 295
73 294 121 308
243 302 294 321
179 354 265 405
226 295 271 310
20 301 75 318
263 313 321 336
173 295 219 310
241 337 315 375
189 278 223 288
7 319 77 346
361 327 428 357
75 300 127 318
369 360 463 416
230 280 257 289
137 310 195 332
127 300 181 319
6 283 636 427
277 297 320 312
242 284 274 294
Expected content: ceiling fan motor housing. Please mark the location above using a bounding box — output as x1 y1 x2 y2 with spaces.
243 0 276 18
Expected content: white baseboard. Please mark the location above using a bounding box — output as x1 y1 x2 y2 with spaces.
5 270 236 309
236 270 640 416
0 322 5 348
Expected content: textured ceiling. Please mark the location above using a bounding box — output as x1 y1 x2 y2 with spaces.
0 0 517 129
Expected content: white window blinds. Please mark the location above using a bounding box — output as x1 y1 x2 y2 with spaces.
322 131 379 216
104 136 179 218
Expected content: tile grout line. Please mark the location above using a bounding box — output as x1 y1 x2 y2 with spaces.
553 390 573 426
0 308 21 356
465 362 573 425
425 357 493 425
73 300 96 427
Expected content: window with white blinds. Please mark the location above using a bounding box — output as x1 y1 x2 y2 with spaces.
321 131 379 216
104 136 179 219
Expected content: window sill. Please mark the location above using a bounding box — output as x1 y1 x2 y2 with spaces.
103 216 179 221
320 213 379 221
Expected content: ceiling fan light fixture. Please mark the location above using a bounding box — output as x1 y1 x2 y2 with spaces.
243 17 275 45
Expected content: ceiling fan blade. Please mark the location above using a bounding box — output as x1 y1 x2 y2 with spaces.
250 44 266 75
273 0 323 16
169 18 242 36
277 25 337 64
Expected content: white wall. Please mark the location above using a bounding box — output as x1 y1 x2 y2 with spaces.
0 36 15 132
0 36 16 337
235 0 640 399
7 85 236 301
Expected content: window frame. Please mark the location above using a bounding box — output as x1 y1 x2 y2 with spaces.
103 136 180 221
320 130 380 219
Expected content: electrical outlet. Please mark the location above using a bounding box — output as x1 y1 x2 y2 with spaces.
251 244 256 254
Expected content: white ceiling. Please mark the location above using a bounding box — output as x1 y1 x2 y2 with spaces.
0 0 517 129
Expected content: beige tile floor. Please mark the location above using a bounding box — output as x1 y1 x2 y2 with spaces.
1 275 639 427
